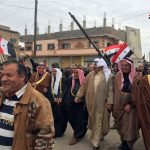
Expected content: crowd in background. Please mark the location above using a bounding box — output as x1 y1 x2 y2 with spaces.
0 57 150 150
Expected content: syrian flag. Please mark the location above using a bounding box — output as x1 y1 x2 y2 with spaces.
104 44 120 57
0 38 16 58
111 42 133 63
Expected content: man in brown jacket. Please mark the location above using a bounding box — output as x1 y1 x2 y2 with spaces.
30 62 51 96
0 60 54 150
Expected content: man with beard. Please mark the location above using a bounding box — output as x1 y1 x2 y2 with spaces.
63 69 88 145
75 58 113 150
49 67 67 137
0 60 54 150
30 62 51 98
113 58 139 150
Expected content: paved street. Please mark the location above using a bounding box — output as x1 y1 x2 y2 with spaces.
54 123 145 150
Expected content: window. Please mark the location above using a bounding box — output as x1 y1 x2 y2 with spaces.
104 41 112 47
62 43 70 49
36 44 42 51
106 42 111 47
48 43 55 50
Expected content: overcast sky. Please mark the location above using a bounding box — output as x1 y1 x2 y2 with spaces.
0 0 150 59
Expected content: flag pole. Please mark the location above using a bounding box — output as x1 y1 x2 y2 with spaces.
68 12 110 66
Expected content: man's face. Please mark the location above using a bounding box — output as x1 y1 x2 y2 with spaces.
88 65 94 72
43 60 47 66
52 68 57 77
70 68 74 73
114 64 118 72
93 65 103 73
121 61 131 73
138 64 144 72
73 69 79 79
1 63 25 94
37 66 45 75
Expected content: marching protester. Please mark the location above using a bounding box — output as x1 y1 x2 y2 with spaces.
63 68 88 145
75 58 114 150
49 67 67 137
0 60 54 150
135 63 147 77
88 64 94 72
30 62 51 98
113 58 139 150
132 72 150 150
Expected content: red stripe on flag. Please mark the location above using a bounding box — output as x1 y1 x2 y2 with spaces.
104 45 120 52
0 47 4 54
111 42 128 63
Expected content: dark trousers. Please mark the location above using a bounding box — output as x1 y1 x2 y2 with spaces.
63 103 88 139
52 104 67 137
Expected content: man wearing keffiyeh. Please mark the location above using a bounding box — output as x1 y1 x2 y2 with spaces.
63 68 88 145
75 58 114 150
48 67 67 137
113 58 139 150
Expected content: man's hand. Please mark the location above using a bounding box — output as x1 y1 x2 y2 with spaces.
124 104 131 113
74 97 81 103
106 104 113 111
54 98 58 103
57 98 62 105
54 98 62 105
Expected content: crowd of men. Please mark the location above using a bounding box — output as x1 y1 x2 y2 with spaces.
0 57 150 150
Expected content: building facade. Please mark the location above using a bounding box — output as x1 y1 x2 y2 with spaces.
20 26 142 68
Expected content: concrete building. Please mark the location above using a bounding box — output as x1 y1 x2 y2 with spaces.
20 25 142 68
125 26 142 59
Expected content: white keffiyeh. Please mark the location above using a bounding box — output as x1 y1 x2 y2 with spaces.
94 58 111 83
52 68 62 95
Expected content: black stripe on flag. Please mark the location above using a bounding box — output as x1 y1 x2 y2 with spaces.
124 50 133 59
107 52 117 58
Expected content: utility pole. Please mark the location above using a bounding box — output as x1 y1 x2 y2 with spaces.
33 0 38 57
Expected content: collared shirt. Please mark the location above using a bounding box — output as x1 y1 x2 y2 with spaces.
0 84 27 150
15 84 27 99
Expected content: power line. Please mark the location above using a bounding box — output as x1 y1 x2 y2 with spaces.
0 3 34 9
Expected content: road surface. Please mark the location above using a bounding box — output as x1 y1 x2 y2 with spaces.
54 125 145 150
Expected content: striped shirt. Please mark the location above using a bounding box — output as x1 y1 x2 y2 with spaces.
0 84 27 150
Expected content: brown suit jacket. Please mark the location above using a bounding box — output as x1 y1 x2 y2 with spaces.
0 83 54 150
